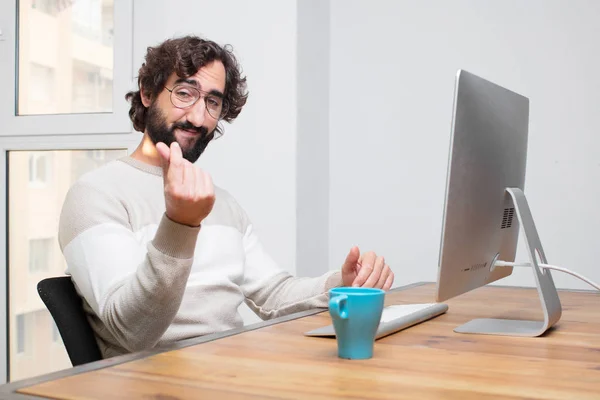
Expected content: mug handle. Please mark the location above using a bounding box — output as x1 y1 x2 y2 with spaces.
329 295 349 320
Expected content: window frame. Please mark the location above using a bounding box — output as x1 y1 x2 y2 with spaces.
0 0 139 384
15 315 25 355
0 133 141 383
0 0 134 136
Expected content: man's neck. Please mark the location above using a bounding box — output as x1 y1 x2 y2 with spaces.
130 133 161 167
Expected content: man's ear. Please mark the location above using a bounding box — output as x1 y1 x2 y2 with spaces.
140 86 152 108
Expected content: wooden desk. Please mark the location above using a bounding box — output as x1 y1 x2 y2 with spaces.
1 282 599 399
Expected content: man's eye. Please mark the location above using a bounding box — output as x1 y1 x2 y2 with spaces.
207 97 221 107
176 90 193 99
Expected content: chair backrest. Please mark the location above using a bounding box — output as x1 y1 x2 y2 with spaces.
37 277 102 366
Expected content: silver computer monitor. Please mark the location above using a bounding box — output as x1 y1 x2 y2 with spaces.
435 70 561 337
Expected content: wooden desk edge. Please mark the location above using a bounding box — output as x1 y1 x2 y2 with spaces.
0 281 430 399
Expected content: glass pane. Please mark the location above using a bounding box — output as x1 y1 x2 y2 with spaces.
8 148 127 381
18 0 115 115
28 238 53 273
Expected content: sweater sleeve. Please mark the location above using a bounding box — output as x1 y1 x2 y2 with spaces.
240 222 343 320
225 193 343 320
58 181 200 352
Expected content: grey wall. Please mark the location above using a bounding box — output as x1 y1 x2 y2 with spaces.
296 0 331 277
329 0 600 290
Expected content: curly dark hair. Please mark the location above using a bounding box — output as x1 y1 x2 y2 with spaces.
125 35 248 135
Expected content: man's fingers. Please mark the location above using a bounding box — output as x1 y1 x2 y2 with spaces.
362 256 385 288
352 251 376 287
383 273 394 291
170 140 183 160
184 163 196 198
159 141 216 227
375 264 391 289
342 246 360 274
167 142 184 185
156 142 171 172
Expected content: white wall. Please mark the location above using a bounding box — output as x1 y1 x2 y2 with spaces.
329 0 600 290
296 0 331 277
134 0 298 275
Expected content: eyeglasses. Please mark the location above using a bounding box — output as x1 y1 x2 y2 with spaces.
164 85 229 120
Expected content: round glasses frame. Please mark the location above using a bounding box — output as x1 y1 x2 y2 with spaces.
164 85 229 121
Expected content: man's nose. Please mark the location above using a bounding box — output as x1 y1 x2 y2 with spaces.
186 98 206 127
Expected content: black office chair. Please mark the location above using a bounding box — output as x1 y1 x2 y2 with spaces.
37 277 103 366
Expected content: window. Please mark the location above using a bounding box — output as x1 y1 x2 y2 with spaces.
27 63 56 114
0 0 133 136
16 315 25 354
72 0 103 42
9 148 128 381
52 322 60 343
71 60 113 113
18 0 115 115
28 238 54 273
28 153 53 186
31 0 60 16
88 149 106 160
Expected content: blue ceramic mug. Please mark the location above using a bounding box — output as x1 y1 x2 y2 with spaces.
328 287 385 359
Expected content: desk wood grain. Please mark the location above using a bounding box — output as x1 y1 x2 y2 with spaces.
12 283 600 399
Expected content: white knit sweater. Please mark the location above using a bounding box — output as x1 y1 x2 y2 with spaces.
58 156 342 358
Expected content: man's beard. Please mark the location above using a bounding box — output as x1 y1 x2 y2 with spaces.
145 102 215 163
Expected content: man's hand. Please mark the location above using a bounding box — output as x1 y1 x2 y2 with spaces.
341 246 394 290
156 141 215 227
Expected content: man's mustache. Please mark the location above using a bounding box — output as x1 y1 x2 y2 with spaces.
172 122 209 136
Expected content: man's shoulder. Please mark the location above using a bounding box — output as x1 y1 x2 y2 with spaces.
72 157 158 197
61 158 142 223
59 159 135 249
76 158 130 186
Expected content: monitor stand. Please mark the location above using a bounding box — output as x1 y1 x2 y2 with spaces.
454 187 562 337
